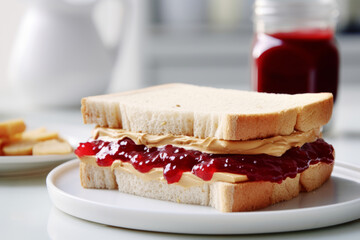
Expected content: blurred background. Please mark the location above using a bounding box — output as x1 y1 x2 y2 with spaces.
0 0 359 112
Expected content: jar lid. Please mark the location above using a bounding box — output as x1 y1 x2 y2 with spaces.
254 0 339 20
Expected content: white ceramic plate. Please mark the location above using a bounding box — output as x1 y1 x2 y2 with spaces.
0 132 79 177
47 159 360 234
0 153 76 177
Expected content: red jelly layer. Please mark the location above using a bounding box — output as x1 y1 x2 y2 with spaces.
75 138 334 184
252 29 339 101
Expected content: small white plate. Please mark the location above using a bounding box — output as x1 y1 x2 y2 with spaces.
47 160 360 234
0 153 75 177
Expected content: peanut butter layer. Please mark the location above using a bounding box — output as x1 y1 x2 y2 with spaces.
92 127 321 157
80 156 248 187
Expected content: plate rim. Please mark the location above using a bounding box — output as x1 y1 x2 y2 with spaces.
46 159 360 234
0 153 76 164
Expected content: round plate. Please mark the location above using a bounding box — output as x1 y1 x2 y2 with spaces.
46 159 360 234
0 153 75 177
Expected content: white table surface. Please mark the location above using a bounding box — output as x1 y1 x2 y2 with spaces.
0 84 360 239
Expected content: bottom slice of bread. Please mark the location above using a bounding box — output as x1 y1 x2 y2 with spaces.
79 161 333 212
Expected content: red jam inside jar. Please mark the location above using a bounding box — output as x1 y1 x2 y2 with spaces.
75 138 334 184
252 29 339 101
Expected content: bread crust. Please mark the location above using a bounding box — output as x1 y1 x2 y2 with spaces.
81 84 333 141
80 162 117 189
295 95 334 132
79 160 333 212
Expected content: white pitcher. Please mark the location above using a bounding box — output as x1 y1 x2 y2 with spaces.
9 0 130 108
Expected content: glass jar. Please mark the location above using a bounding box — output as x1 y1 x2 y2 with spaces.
251 0 339 101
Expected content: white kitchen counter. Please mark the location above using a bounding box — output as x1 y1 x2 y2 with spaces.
0 84 359 239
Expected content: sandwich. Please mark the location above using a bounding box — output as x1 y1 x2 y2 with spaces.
75 83 334 212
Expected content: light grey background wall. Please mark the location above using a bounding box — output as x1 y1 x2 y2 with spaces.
0 0 359 110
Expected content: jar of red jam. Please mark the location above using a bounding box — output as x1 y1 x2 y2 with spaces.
252 0 339 101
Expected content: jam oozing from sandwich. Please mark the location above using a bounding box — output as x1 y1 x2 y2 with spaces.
75 138 334 184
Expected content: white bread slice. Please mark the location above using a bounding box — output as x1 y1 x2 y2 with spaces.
79 161 333 212
80 163 117 189
81 84 333 140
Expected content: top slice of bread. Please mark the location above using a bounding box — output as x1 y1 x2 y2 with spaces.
81 84 333 140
